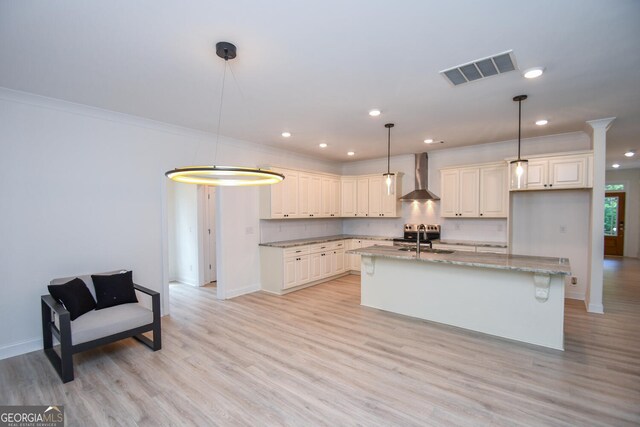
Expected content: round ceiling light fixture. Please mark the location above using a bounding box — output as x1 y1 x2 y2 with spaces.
424 138 434 144
612 163 620 168
523 67 545 79
347 151 355 156
319 143 328 148
369 109 381 117
624 150 635 157
165 42 284 187
535 119 548 126
281 131 291 138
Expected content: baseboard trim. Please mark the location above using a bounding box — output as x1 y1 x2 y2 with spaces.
225 284 260 299
0 338 42 361
565 291 585 301
587 303 604 314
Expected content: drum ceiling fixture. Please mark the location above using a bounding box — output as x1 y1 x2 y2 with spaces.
165 42 284 186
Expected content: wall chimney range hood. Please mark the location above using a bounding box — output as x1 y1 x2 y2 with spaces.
400 153 440 201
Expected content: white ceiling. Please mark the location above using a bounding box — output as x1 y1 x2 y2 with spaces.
1 1 639 167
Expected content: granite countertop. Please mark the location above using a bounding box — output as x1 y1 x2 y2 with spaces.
348 245 571 276
432 239 508 248
259 235 396 248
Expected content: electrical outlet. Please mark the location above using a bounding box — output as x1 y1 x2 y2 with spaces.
560 225 567 234
571 276 577 285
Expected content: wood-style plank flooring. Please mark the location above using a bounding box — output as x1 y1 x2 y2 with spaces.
1 258 639 426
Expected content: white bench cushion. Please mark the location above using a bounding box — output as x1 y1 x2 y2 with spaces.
71 303 153 345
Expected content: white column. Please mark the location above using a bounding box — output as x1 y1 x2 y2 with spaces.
586 117 615 314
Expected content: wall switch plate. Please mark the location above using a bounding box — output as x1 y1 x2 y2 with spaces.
571 276 577 285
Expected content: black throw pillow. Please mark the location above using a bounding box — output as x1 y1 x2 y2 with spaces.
91 270 138 310
48 278 97 321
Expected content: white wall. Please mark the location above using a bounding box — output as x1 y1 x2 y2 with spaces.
511 191 591 299
168 182 200 285
0 88 339 359
606 168 640 258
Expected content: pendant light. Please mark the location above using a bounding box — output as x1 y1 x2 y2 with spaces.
510 94 528 190
165 42 284 186
383 123 395 196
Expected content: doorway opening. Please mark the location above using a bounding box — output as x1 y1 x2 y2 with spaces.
604 187 625 256
167 181 217 289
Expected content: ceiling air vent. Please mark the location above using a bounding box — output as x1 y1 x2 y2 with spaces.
440 50 518 86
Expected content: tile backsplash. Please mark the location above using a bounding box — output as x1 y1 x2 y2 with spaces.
260 218 343 243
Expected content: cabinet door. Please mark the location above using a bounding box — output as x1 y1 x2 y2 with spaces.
440 170 459 217
283 257 298 289
333 249 345 274
368 176 382 217
479 165 508 217
330 178 341 217
341 178 357 216
320 252 332 277
309 175 322 216
298 173 310 217
525 160 547 190
321 177 332 217
310 252 322 282
270 177 285 218
549 157 587 189
283 171 299 217
381 188 397 217
348 239 362 271
356 178 369 217
296 255 310 285
459 168 479 217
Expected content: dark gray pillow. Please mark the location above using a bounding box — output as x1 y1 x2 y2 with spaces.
91 271 138 310
48 278 96 321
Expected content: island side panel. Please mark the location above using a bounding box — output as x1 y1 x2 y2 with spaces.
360 256 565 350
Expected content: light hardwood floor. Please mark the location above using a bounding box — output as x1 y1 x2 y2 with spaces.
1 258 639 426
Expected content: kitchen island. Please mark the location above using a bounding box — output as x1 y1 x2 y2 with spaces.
348 245 571 350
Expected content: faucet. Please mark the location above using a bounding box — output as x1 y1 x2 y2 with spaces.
416 224 426 257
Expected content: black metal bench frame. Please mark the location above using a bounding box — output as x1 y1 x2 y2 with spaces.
41 283 161 383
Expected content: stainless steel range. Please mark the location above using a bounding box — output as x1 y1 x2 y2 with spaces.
393 224 440 244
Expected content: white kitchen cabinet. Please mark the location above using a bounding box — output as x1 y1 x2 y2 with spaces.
260 169 299 219
440 167 479 218
356 178 369 217
320 176 341 217
298 173 322 218
346 239 363 271
368 176 402 217
509 153 592 191
479 165 508 217
368 176 383 217
341 178 357 216
441 164 507 218
261 240 349 294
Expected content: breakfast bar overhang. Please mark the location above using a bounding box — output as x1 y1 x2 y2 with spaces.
348 246 571 350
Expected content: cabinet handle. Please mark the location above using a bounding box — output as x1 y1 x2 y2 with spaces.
544 184 548 188
549 184 553 187
480 213 483 216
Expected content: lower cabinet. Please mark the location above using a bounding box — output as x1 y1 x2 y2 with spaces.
261 240 347 294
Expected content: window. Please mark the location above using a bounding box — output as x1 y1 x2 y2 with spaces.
605 184 625 191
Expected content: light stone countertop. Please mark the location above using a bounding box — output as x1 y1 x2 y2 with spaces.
432 239 508 248
348 245 571 276
259 234 396 248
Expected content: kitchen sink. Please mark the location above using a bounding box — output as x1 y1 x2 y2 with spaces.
396 247 454 254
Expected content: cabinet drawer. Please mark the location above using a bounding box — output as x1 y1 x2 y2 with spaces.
309 242 336 253
283 246 310 257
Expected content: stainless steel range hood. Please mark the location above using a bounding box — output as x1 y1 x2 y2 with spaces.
400 153 440 201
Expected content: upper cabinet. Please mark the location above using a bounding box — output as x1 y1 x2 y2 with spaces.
263 169 400 219
509 152 593 191
441 163 507 218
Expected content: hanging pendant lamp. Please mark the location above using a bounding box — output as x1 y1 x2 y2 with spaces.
383 123 396 196
510 94 528 190
165 42 284 186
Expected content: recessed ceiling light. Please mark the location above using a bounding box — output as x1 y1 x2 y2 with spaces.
369 109 381 117
624 150 635 157
535 119 548 126
424 139 434 144
281 132 291 138
347 151 355 156
612 163 620 168
319 143 327 148
523 67 544 79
